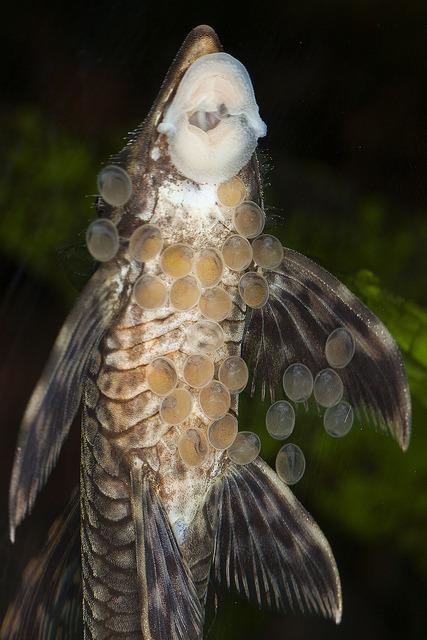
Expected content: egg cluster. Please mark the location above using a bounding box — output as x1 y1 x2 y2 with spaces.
91 167 362 475
265 327 356 485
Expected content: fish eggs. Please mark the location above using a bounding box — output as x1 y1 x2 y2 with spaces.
194 248 224 288
324 401 354 438
265 401 295 439
227 431 261 465
86 219 120 262
252 234 284 269
233 201 265 238
238 272 269 308
199 287 232 322
182 354 215 388
208 413 238 450
282 363 313 403
276 443 306 485
186 320 224 353
97 165 132 207
325 327 355 369
169 276 201 311
160 388 193 425
221 235 253 271
146 357 177 396
161 243 194 278
133 275 168 310
178 429 208 468
313 368 344 408
216 176 246 208
199 381 231 420
128 224 163 263
218 356 249 393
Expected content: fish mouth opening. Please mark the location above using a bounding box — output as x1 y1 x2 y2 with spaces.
188 104 228 132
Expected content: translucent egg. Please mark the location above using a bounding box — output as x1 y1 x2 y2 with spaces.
129 224 163 263
238 272 269 308
252 234 284 269
169 276 201 311
217 176 246 208
97 165 132 207
161 244 194 278
324 401 354 438
276 443 305 485
146 357 177 396
160 388 193 425
133 275 168 310
208 413 238 450
182 354 215 388
282 363 313 402
313 368 344 408
199 381 231 420
178 429 208 467
218 356 249 393
194 248 224 288
233 201 265 238
325 327 355 369
221 235 253 271
265 401 295 439
199 287 232 322
187 320 224 353
227 431 260 465
86 219 120 262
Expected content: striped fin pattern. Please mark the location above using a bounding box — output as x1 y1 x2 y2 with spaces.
242 248 411 449
212 458 342 622
130 464 204 640
9 262 126 540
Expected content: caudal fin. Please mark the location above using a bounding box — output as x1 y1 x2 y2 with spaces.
211 457 342 623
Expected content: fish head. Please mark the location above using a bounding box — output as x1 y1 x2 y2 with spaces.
96 25 266 239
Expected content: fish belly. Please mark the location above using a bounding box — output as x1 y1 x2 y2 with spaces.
80 268 245 637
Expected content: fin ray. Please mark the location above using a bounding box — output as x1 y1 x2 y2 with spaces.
242 248 411 449
9 264 125 539
130 463 204 640
212 458 342 623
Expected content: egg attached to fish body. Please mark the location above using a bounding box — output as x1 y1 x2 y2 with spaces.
4 24 411 640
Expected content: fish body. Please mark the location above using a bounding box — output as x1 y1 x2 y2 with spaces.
2 24 410 640
81 170 250 636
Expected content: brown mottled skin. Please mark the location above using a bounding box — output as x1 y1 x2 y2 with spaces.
80 26 262 638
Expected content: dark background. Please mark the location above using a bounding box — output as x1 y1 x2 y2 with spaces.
1 1 427 638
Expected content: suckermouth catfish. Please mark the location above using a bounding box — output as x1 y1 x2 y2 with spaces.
2 24 410 640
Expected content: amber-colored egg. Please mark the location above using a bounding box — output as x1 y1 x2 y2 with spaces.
178 428 208 467
160 244 194 278
129 224 163 263
133 275 168 310
170 276 201 311
217 176 246 208
146 357 177 396
199 287 232 322
194 248 224 288
182 354 215 388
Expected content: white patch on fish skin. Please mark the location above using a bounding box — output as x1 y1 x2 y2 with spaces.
158 179 219 222
150 146 161 161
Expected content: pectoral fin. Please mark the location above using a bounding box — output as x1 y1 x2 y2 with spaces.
9 263 125 541
212 457 342 623
130 462 204 640
242 248 411 450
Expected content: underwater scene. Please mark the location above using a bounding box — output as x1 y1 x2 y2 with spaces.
0 2 426 639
